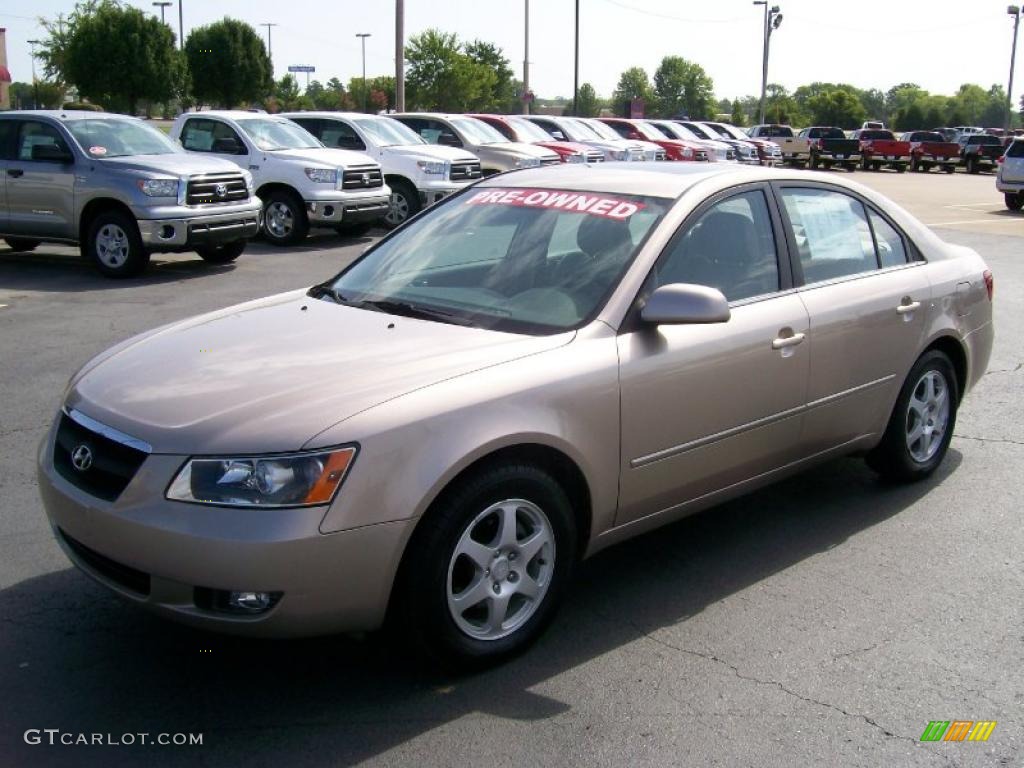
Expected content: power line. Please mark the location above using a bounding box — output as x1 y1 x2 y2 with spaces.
594 0 740 25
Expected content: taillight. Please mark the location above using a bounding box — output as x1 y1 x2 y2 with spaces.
997 155 1005 164
983 269 994 301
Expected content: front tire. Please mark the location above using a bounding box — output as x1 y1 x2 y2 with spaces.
866 350 958 483
383 179 422 229
391 463 577 670
83 210 149 278
196 240 246 264
4 238 40 253
1005 192 1024 211
261 189 308 246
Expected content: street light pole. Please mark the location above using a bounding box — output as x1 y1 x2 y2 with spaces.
261 22 278 79
754 2 782 125
573 0 580 116
1007 6 1021 134
178 0 184 49
523 0 530 115
356 33 371 113
395 0 405 111
27 39 41 109
152 2 171 24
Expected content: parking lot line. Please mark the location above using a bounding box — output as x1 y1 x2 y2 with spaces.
926 218 1024 227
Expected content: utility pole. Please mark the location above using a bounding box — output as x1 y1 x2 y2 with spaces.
523 0 530 115
1007 6 1021 134
754 2 783 125
178 0 184 49
396 0 405 111
27 39 41 109
152 2 171 24
573 0 580 116
261 22 278 80
356 33 371 113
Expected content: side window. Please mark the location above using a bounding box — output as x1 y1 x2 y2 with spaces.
181 119 244 154
488 120 515 141
425 119 460 147
1007 140 1024 158
0 120 17 159
656 190 780 302
16 122 70 161
780 188 876 284
606 122 630 139
320 121 366 150
868 210 909 268
290 119 322 140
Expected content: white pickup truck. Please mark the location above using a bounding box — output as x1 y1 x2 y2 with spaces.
282 112 482 228
170 111 390 244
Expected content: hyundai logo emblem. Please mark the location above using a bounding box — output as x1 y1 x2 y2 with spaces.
71 444 93 472
214 183 228 198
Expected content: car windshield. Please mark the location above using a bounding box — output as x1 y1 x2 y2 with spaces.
562 118 601 140
507 117 556 142
583 120 625 141
236 118 321 150
760 125 793 137
714 124 746 140
323 187 671 334
358 117 424 146
66 119 180 158
682 123 714 140
449 117 508 145
636 122 669 140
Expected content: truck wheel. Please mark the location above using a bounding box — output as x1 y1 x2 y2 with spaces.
910 157 921 172
872 161 882 172
966 156 979 174
3 238 40 253
896 163 907 174
83 210 149 278
261 189 308 246
383 179 422 229
1006 193 1024 211
196 240 246 264
809 154 819 170
944 164 956 174
844 162 856 172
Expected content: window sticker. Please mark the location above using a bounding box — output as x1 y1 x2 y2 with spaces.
88 146 108 156
466 188 645 220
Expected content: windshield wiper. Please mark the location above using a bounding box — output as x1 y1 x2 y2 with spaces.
356 298 475 326
308 283 352 304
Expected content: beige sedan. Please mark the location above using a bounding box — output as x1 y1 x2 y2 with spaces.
38 163 993 667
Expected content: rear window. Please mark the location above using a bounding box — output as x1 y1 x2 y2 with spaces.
969 135 1003 146
860 130 894 140
908 132 944 142
811 128 846 139
1007 140 1024 158
760 125 794 137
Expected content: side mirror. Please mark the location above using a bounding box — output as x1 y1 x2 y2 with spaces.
551 131 566 141
640 283 731 325
32 143 74 163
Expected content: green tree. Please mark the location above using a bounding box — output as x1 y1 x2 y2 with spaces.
885 83 924 119
405 29 496 112
612 66 654 115
730 99 746 127
9 81 65 109
651 56 714 119
950 83 989 125
347 75 395 112
37 0 104 86
185 18 272 109
763 84 804 125
58 0 181 114
806 87 867 129
465 40 515 112
893 102 926 131
980 85 1009 128
859 87 887 123
574 83 602 117
267 74 309 112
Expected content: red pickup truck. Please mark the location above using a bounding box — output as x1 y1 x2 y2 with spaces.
900 131 959 174
852 129 911 172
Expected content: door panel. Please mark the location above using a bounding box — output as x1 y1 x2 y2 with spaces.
617 294 810 525
6 121 76 238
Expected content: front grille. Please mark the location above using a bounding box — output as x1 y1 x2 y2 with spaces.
449 160 483 181
655 150 667 162
541 156 561 166
186 173 248 205
342 165 384 189
59 528 151 596
53 413 148 502
726 149 737 160
586 151 605 163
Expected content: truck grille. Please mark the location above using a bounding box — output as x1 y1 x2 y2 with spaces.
586 151 605 163
449 160 483 181
186 173 248 205
654 150 667 162
53 412 149 502
342 165 384 189
541 156 561 166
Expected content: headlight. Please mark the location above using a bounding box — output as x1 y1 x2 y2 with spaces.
567 153 585 164
305 168 339 184
138 178 179 198
514 156 541 168
166 446 357 508
416 160 447 176
610 150 627 161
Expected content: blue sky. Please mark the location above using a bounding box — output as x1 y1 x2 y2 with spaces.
1 0 1020 101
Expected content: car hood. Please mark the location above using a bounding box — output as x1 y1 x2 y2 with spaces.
66 291 574 455
263 147 378 167
382 144 477 164
99 153 244 177
478 142 558 160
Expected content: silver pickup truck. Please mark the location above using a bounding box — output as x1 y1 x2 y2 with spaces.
0 111 261 277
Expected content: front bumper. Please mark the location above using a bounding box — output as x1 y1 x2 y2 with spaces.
305 192 391 225
416 180 466 207
815 152 862 163
37 424 413 637
137 205 261 251
997 177 1024 192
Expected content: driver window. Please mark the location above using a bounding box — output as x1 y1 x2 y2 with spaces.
17 122 70 161
320 121 366 150
655 190 780 302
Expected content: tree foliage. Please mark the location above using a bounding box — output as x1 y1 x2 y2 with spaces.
730 99 746 127
185 18 272 109
9 81 65 109
574 83 602 117
651 56 715 119
405 29 500 112
806 87 867 128
611 66 653 114
59 0 180 114
465 40 517 112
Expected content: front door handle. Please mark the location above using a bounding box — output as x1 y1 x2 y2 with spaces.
7 169 24 178
771 332 806 350
896 301 921 314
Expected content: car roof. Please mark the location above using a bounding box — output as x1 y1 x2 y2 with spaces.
0 110 140 121
180 110 280 120
280 112 382 121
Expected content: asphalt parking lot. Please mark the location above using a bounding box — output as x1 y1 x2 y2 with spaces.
1 169 1021 768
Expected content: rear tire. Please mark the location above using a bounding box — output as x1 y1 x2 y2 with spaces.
3 238 40 253
1006 193 1024 211
844 162 856 172
83 210 149 278
896 163 907 173
866 350 958 483
809 153 819 170
966 156 979 174
390 463 577 670
944 164 956 174
196 240 246 264
911 157 921 172
261 189 308 246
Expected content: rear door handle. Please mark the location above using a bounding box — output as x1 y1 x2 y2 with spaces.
896 301 921 314
771 332 806 350
7 169 24 178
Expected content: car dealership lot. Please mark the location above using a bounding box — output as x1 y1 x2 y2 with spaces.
0 172 1021 767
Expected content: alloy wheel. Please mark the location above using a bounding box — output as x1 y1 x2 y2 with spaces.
905 370 950 463
95 224 130 268
266 201 294 239
385 190 410 227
